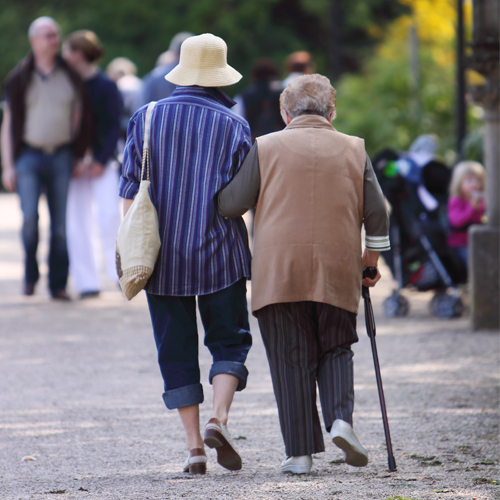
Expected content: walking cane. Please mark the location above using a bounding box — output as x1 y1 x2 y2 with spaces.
362 267 397 472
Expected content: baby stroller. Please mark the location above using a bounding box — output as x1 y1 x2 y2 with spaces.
373 145 466 319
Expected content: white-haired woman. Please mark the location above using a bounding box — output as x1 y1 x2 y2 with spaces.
218 74 390 474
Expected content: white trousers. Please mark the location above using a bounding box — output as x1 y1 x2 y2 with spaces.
66 162 122 293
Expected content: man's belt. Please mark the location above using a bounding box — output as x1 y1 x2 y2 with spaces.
24 142 71 154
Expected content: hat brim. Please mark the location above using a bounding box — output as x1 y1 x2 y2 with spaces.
165 64 242 87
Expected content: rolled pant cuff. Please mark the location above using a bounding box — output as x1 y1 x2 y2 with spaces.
162 383 204 410
209 361 248 391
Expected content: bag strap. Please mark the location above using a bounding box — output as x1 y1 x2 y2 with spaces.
140 101 157 181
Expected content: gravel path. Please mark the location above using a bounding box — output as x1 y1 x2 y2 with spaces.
0 192 498 500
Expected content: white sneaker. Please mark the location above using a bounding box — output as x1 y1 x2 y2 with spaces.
330 419 368 467
204 418 242 471
280 455 312 474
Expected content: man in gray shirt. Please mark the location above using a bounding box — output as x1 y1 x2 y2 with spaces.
1 17 92 299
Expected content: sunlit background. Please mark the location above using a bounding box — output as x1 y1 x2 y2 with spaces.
0 0 483 161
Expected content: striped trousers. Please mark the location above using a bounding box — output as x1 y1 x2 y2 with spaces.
256 301 358 457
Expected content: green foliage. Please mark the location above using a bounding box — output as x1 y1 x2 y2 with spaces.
0 0 405 93
409 454 442 466
334 41 480 159
0 0 471 162
473 478 499 485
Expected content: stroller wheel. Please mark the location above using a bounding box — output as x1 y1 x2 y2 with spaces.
430 293 464 319
383 293 409 318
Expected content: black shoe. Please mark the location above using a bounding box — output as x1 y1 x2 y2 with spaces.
80 290 100 299
23 283 35 296
52 289 71 301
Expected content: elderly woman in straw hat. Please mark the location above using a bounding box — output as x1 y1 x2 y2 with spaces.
119 34 252 474
218 74 390 474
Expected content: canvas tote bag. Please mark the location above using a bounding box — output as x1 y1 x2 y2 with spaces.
115 101 161 300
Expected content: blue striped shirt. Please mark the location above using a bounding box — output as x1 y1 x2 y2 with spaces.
119 86 252 296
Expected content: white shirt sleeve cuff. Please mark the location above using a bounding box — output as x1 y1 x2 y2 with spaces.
365 234 391 251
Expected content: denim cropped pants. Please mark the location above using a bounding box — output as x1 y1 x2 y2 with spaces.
15 146 73 294
146 278 252 410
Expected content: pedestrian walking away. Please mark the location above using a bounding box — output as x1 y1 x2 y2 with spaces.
282 51 315 88
218 74 391 474
106 56 142 162
232 58 285 237
62 30 123 299
233 59 284 141
120 33 253 475
133 31 193 110
1 16 93 300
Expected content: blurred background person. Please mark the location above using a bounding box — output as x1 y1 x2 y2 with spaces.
282 51 314 88
106 56 142 161
233 58 284 141
63 30 123 299
134 31 193 109
447 161 485 268
1 16 92 300
233 58 285 237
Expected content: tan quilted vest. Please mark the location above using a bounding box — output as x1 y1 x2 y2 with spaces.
252 114 365 314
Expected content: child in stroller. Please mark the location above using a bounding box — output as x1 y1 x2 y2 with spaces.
372 138 466 318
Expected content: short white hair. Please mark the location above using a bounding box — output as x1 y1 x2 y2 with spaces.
280 74 336 121
28 17 60 38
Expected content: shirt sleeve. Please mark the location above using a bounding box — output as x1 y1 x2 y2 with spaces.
364 153 391 251
218 142 261 218
118 108 144 199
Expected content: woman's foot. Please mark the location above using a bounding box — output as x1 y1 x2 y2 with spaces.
204 418 242 470
280 455 312 474
182 448 207 474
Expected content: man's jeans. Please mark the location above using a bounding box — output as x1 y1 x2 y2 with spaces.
16 146 73 294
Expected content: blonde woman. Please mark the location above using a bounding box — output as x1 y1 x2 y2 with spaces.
447 161 486 266
62 30 123 298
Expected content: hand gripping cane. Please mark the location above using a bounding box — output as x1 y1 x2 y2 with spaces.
362 267 397 472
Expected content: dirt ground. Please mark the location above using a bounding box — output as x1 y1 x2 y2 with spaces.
0 192 498 500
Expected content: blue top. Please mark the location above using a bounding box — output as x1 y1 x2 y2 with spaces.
86 71 123 165
133 62 178 110
119 86 252 296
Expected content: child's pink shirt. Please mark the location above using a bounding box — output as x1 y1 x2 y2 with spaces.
447 196 485 247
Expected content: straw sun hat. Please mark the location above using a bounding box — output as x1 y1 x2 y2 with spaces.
165 33 242 87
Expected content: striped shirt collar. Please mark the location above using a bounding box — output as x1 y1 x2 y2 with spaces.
171 86 237 109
